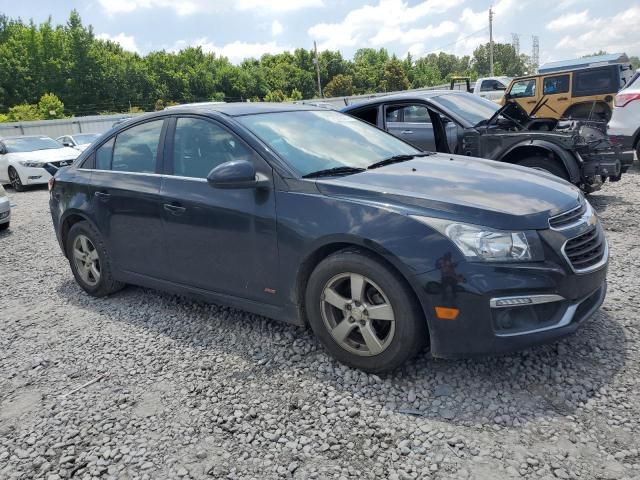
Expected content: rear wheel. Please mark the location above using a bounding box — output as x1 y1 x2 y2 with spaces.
8 167 25 192
305 249 426 373
66 221 124 297
518 155 569 181
0 222 8 231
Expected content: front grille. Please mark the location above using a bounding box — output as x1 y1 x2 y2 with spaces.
49 160 74 168
563 226 606 272
549 202 586 230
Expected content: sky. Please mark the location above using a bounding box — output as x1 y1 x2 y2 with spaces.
1 0 638 66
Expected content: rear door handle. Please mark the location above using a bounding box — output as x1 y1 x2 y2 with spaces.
401 130 413 134
526 100 537 104
163 204 186 216
94 192 110 202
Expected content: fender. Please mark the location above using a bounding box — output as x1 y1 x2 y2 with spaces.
499 139 581 183
57 208 102 257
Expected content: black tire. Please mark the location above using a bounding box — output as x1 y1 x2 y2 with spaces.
0 222 8 231
66 221 124 297
8 167 25 192
518 155 569 181
305 249 427 373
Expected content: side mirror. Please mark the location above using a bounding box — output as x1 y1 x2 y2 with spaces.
207 160 269 189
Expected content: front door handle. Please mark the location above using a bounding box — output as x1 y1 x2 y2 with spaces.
401 130 414 134
558 97 568 101
164 204 186 216
94 191 110 202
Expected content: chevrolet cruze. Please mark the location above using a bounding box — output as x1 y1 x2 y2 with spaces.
49 104 608 372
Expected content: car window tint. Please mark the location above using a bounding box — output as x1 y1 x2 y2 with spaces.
543 75 570 95
351 107 378 126
481 80 499 91
509 79 536 98
386 106 402 123
112 120 163 173
172 118 255 179
95 138 114 170
573 68 615 96
402 105 429 123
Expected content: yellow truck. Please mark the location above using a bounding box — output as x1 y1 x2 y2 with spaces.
502 54 634 121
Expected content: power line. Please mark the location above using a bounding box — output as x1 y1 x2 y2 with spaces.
421 26 489 57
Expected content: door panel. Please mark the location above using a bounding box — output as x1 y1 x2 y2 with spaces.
385 104 437 151
160 116 279 304
538 74 571 118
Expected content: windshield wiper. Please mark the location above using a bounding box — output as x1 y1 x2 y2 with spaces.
367 152 431 170
302 166 366 179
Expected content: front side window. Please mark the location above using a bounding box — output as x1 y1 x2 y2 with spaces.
112 120 163 173
237 110 419 177
172 117 255 179
543 75 570 95
509 79 536 98
95 138 114 170
385 105 429 123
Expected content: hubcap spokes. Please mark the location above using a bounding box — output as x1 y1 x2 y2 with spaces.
73 235 100 286
321 273 395 357
9 169 20 188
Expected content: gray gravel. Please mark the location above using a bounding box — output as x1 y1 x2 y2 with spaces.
1 167 639 480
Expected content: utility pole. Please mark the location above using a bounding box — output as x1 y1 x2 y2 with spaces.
489 6 494 76
313 41 323 98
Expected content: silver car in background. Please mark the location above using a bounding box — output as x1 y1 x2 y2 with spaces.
56 133 101 152
0 184 10 230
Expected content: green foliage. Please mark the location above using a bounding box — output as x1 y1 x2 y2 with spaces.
472 43 526 77
0 11 538 115
7 104 40 121
324 74 354 97
630 56 640 70
38 92 65 119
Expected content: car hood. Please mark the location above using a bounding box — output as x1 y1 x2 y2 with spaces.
8 147 79 162
315 155 582 230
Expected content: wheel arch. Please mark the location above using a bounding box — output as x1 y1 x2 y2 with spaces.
59 210 100 258
499 141 581 183
293 237 433 337
563 101 611 121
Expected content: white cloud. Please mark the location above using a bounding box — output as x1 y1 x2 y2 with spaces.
236 0 323 12
546 10 589 31
99 0 322 15
271 20 284 36
460 0 515 32
96 32 140 53
555 6 640 56
308 0 463 51
171 38 291 63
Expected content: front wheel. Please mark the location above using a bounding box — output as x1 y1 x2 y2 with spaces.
0 222 8 231
66 221 124 297
8 167 25 192
305 249 427 373
518 156 569 181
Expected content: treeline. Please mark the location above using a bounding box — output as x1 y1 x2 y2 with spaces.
0 10 535 119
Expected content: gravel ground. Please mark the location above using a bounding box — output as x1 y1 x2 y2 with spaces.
1 167 639 480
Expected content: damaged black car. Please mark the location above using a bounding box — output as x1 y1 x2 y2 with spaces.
342 91 630 193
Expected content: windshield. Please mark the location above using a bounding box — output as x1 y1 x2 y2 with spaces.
237 110 420 176
430 93 500 126
73 133 100 144
4 136 62 153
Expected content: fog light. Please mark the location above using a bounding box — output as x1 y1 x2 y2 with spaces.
494 297 533 307
28 175 42 180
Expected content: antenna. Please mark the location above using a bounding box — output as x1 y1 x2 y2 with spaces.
511 33 520 55
532 35 540 73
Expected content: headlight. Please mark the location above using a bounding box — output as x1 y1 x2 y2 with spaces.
18 160 45 168
411 216 532 262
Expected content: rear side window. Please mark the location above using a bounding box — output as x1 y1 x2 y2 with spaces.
350 106 378 126
543 75 570 95
172 117 255 179
112 120 164 173
481 80 504 92
573 68 616 97
95 138 114 170
509 79 536 98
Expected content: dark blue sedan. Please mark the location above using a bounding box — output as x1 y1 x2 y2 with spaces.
49 103 608 372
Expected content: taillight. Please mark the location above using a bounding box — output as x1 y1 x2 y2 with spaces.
614 93 640 107
48 177 55 192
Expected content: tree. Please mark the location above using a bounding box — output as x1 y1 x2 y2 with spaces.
379 58 410 92
264 89 287 102
630 56 640 70
7 104 40 121
38 92 64 119
324 74 354 97
472 43 526 77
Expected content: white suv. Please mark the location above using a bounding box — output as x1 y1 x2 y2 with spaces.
608 72 640 164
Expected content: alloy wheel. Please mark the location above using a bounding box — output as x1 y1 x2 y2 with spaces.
320 272 395 356
8 168 23 190
73 234 101 287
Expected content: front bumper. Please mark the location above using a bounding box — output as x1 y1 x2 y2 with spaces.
414 221 608 358
0 198 10 224
15 165 53 185
578 149 624 184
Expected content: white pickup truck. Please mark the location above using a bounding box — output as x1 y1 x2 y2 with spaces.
450 77 512 103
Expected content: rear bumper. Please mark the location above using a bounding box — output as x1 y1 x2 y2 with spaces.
578 149 625 184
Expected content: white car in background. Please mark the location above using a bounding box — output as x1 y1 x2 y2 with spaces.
0 184 10 230
56 133 101 152
608 72 640 162
0 136 79 191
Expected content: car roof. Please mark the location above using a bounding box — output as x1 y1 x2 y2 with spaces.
341 90 463 111
159 102 322 117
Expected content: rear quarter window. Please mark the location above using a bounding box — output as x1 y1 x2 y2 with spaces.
572 67 617 97
349 106 378 126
